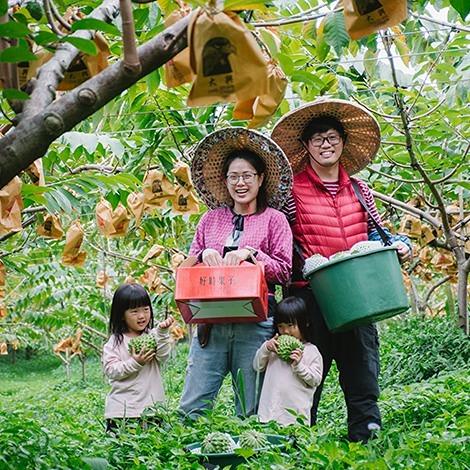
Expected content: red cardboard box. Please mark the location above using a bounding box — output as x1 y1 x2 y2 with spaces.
175 262 268 324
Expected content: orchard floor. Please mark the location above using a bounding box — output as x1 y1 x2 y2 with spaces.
0 314 469 469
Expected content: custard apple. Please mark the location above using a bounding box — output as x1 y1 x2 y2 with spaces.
128 333 157 354
201 432 236 454
277 334 304 362
238 430 268 449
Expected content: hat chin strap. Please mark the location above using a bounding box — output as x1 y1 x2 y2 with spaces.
299 139 330 168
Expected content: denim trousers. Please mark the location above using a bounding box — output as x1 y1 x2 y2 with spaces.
290 287 381 442
179 317 274 419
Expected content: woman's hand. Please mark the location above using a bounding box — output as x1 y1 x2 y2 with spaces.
290 348 303 365
393 241 411 262
158 315 175 330
265 334 279 353
131 347 156 365
223 248 251 266
202 248 224 266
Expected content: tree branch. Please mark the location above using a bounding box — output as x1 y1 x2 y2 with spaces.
410 12 470 34
21 0 121 120
0 14 189 187
424 275 452 305
120 0 141 73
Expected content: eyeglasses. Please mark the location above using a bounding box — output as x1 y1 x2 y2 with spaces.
309 134 342 147
226 172 258 185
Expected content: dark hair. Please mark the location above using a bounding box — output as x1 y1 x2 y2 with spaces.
301 116 346 143
108 284 154 346
222 150 268 213
273 296 313 343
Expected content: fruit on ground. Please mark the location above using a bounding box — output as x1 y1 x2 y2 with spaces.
201 432 236 454
128 333 157 353
277 334 304 362
238 430 268 449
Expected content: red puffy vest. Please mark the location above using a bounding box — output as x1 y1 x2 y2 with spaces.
292 164 368 259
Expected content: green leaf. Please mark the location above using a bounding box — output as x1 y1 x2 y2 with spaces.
61 36 98 56
34 31 60 46
0 0 7 16
449 0 470 20
0 21 30 38
323 12 349 55
70 18 120 36
0 46 37 63
291 70 324 90
81 457 109 470
1 88 30 100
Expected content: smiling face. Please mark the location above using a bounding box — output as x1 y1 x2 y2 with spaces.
225 157 264 214
124 305 151 336
306 129 344 170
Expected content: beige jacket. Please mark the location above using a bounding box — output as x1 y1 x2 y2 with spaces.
102 327 171 418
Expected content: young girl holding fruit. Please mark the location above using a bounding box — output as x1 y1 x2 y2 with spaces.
102 283 174 431
253 296 323 426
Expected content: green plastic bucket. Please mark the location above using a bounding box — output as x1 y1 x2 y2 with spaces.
305 247 409 332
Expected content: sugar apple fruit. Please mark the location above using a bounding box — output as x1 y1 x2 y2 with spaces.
277 334 304 362
350 241 382 254
238 430 268 449
128 333 157 354
303 254 329 277
201 432 236 454
328 250 350 261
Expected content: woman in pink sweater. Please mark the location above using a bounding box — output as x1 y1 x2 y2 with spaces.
102 283 174 432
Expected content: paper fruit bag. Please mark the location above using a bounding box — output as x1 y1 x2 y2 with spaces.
0 177 23 236
37 214 64 239
171 187 200 215
172 162 194 190
111 203 130 237
343 0 408 40
163 6 195 88
187 8 268 106
143 244 165 262
127 192 145 226
140 267 165 293
26 159 45 186
96 199 114 236
143 170 175 209
96 270 111 288
234 60 287 128
61 220 87 267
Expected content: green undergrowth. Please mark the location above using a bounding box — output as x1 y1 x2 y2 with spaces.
0 314 469 469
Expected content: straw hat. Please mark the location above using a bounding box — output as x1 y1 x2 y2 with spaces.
190 127 292 210
271 98 381 175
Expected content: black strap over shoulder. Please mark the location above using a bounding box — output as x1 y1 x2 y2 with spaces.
351 180 391 246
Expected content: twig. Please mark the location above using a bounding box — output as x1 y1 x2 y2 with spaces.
77 320 107 339
424 275 452 305
81 337 102 354
120 0 141 73
69 164 124 174
251 7 342 28
44 0 65 36
411 12 470 34
351 96 401 120
49 0 72 31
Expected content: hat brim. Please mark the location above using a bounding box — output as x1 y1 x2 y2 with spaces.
191 127 292 210
271 99 381 175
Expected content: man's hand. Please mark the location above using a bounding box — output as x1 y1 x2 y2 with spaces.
393 241 411 262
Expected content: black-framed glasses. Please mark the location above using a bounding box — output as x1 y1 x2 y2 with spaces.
309 134 342 147
226 172 258 185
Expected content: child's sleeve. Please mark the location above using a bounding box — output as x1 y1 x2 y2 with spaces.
102 339 143 380
154 327 172 364
291 345 323 388
252 342 271 372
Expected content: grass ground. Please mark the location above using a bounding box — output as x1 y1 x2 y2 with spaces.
0 314 469 469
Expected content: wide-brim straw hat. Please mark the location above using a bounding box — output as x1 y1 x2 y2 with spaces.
190 127 292 210
271 98 381 175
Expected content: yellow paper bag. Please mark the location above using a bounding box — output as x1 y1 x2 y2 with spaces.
111 203 130 237
0 177 23 236
234 60 287 128
95 199 115 236
26 159 45 186
143 244 165 263
127 192 145 226
124 275 136 284
61 220 87 267
343 0 408 40
187 8 268 106
0 342 7 354
140 267 165 293
37 214 64 239
96 270 111 288
143 170 175 209
163 5 196 87
171 187 200 215
171 252 186 270
172 162 194 190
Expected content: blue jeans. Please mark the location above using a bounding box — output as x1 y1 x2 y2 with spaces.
179 318 274 419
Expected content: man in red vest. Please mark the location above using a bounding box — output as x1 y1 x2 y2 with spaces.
272 99 411 442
